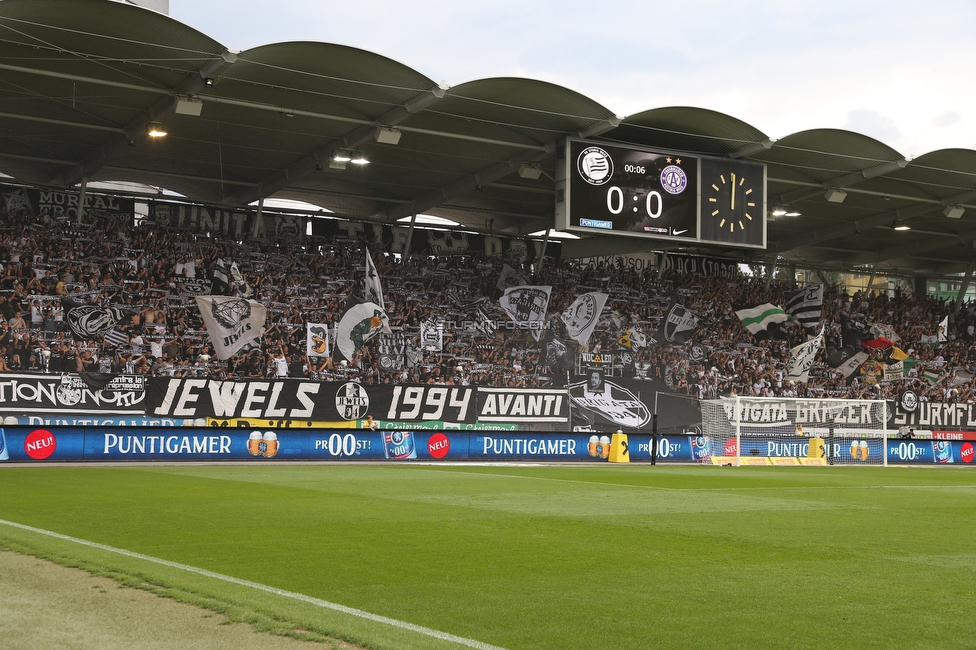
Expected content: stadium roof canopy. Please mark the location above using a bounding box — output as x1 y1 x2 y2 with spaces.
2 0 976 278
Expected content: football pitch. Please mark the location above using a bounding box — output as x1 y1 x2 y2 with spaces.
0 463 973 649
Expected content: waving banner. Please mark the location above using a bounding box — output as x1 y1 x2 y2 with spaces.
306 323 330 358
195 296 267 360
64 302 132 341
561 292 608 345
785 326 824 383
499 285 551 342
655 301 700 345
335 301 390 361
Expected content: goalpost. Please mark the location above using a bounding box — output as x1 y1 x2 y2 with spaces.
700 397 888 466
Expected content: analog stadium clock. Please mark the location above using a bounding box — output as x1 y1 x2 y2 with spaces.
699 158 766 247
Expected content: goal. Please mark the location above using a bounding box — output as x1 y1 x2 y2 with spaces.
700 397 888 466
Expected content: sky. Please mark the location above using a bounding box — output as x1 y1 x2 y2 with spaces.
168 1 976 159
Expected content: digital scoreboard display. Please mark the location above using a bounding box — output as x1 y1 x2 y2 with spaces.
555 139 767 248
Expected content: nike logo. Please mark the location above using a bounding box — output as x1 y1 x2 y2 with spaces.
672 229 688 235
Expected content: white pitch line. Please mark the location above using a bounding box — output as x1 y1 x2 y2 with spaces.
0 518 506 650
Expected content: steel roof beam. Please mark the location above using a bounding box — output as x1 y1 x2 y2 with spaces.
778 158 909 205
730 139 773 159
372 119 620 223
847 225 976 266
223 87 446 207
774 188 976 254
773 203 937 253
51 52 238 188
202 95 550 152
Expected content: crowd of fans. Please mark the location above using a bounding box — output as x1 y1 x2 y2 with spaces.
0 199 972 405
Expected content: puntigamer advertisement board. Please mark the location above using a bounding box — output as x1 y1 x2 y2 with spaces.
0 426 973 465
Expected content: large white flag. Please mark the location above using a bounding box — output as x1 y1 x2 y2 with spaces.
306 323 330 358
735 303 788 335
335 301 390 361
420 317 443 351
499 285 551 342
364 248 384 308
785 326 824 383
938 315 949 342
561 292 608 345
195 296 267 360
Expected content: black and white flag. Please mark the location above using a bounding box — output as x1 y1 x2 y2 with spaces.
103 327 129 348
869 322 901 344
785 284 823 329
835 351 870 379
64 301 132 341
195 296 267 360
689 343 707 362
561 292 608 346
420 317 443 351
499 285 551 342
541 331 575 370
785 326 823 383
654 301 700 345
378 332 406 372
364 248 384 308
496 264 526 292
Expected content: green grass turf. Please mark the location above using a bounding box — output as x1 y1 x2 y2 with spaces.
0 464 974 649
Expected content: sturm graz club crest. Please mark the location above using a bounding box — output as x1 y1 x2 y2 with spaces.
577 147 613 186
899 389 919 413
689 343 706 362
336 382 369 420
212 298 251 329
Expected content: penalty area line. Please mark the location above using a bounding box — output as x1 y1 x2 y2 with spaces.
0 517 506 650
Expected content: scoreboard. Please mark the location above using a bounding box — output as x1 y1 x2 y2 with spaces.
555 139 767 248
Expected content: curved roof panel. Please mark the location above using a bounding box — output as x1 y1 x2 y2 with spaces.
609 106 768 156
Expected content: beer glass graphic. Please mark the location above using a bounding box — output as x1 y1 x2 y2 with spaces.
850 440 859 460
599 435 611 459
858 440 869 461
262 431 279 458
0 428 7 461
247 431 263 456
588 435 599 457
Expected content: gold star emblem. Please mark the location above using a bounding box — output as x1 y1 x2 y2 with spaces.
675 158 682 165
665 157 672 163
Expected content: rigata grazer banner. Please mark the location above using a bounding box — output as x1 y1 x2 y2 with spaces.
147 379 479 424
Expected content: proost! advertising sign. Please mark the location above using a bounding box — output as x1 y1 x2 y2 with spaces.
887 440 976 464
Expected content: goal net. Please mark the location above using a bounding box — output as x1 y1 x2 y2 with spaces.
700 397 888 466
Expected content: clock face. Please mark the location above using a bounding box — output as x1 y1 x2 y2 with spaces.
699 159 766 246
